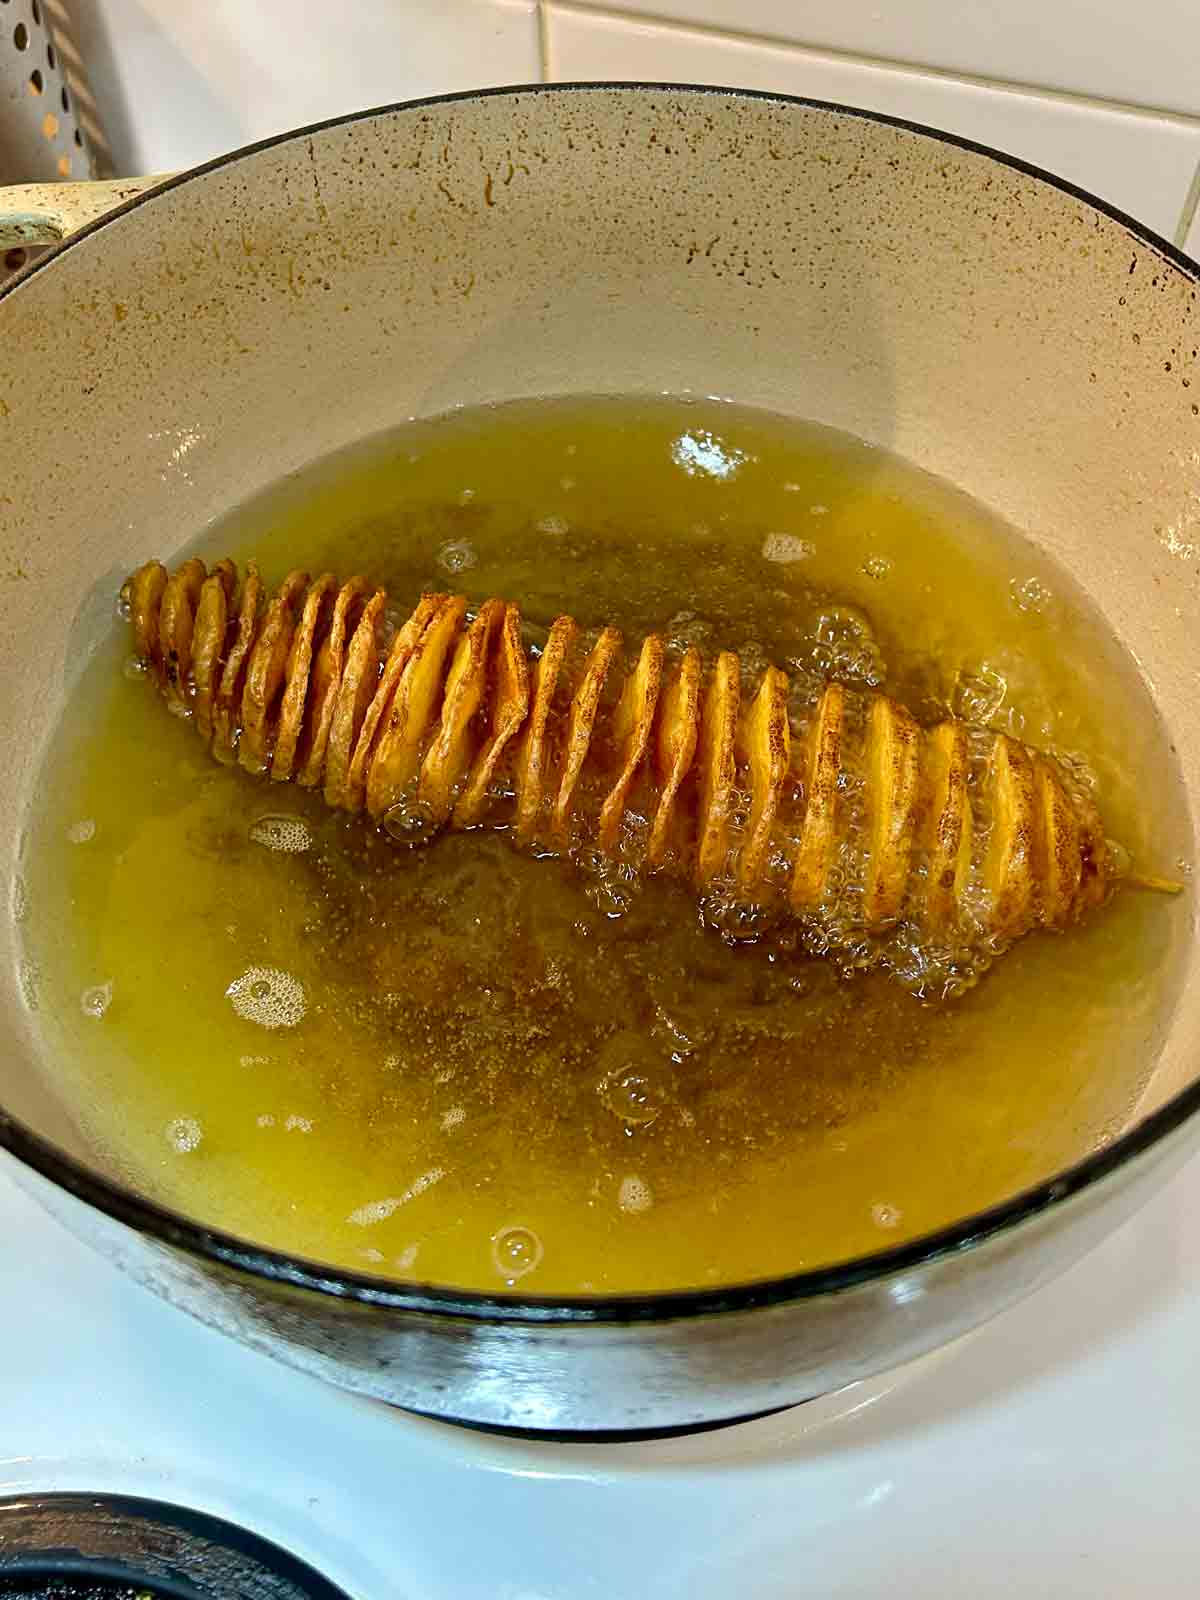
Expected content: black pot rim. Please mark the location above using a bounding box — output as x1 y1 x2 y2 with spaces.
2 80 1197 1327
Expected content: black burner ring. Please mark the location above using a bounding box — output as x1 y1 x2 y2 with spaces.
0 1495 350 1600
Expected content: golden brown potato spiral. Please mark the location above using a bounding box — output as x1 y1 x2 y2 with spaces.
122 556 1137 971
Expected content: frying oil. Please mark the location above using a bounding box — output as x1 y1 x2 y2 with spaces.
17 396 1190 1293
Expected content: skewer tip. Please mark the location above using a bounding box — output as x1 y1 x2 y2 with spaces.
1125 871 1185 896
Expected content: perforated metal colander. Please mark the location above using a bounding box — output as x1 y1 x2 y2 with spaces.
1 0 108 276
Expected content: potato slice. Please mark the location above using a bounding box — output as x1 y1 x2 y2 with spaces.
239 570 308 775
1034 756 1083 928
981 732 1038 942
192 566 234 745
346 594 440 811
597 634 664 854
271 572 336 783
647 647 701 869
514 616 577 846
695 651 740 887
419 599 504 823
159 558 207 709
453 603 531 829
790 681 844 913
366 595 466 820
297 575 369 790
1075 787 1113 915
737 666 791 895
862 694 920 927
212 559 237 599
124 560 167 672
323 588 386 810
553 626 621 841
918 720 972 934
212 564 263 762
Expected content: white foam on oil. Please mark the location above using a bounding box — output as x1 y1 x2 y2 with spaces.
1011 575 1053 612
226 967 306 1029
80 981 112 1019
618 1175 653 1214
248 815 312 854
165 1116 202 1154
347 1166 445 1227
18 960 38 1012
761 532 814 564
347 1198 401 1228
440 1106 466 1131
66 819 96 844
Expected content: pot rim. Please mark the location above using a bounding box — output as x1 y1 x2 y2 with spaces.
2 80 1197 1326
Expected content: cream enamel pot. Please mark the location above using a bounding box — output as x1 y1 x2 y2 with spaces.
0 85 1198 1436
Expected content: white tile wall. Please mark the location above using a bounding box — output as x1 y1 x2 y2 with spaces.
64 0 541 176
565 0 1198 120
544 4 1200 243
43 0 1200 251
1187 208 1200 262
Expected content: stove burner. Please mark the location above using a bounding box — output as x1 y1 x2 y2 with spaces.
0 1496 350 1600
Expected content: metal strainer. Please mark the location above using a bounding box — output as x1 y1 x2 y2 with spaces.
1 0 108 276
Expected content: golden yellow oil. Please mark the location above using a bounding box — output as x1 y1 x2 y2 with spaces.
17 396 1191 1293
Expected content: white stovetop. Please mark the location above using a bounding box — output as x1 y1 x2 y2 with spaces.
1 1149 1198 1598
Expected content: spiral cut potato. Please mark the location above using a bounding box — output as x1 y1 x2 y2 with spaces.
122 557 1179 993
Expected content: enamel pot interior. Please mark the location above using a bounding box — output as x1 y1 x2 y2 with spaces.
0 86 1198 1429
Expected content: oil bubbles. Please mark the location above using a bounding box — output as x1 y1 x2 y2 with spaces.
437 539 477 575
80 980 112 1019
249 814 311 854
491 1224 543 1283
226 966 307 1029
598 1031 670 1130
165 1116 202 1154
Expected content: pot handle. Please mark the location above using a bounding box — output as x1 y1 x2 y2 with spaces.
0 176 174 250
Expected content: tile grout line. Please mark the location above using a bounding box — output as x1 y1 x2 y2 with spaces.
537 0 554 80
1176 156 1200 250
548 0 1200 132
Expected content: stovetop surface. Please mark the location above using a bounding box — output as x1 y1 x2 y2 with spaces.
1 1152 1196 1598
